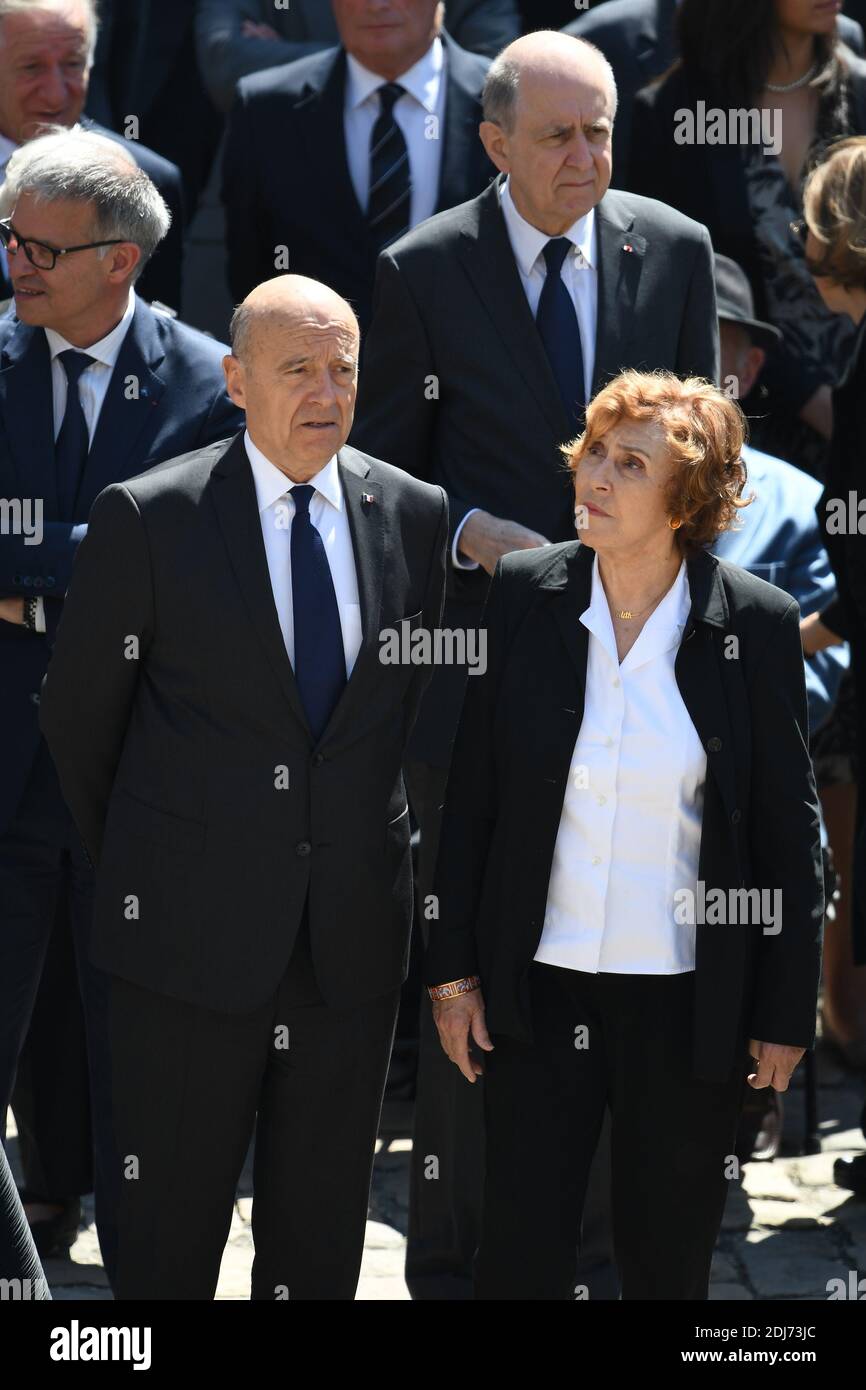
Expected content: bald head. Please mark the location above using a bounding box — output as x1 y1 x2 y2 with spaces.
230 275 359 363
225 276 361 481
484 31 618 134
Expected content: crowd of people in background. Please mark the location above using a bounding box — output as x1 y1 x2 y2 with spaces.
1 0 866 1303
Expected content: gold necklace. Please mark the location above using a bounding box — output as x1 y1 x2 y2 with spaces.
615 578 677 622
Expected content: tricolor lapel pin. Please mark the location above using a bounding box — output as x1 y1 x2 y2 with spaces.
623 243 634 254
361 492 376 507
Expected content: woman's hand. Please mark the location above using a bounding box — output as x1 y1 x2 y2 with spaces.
800 610 843 655
747 1038 805 1092
432 990 494 1082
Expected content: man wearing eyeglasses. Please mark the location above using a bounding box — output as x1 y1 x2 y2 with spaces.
0 126 242 1289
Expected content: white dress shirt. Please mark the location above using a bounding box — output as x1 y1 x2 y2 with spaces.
28 290 136 632
453 177 598 569
0 131 17 281
344 36 445 230
245 430 363 677
45 287 136 443
534 554 707 975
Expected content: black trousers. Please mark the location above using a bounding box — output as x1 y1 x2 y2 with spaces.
0 742 118 1281
476 962 749 1300
109 909 401 1300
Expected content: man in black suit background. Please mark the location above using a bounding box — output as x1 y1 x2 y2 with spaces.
222 0 495 332
0 127 242 1282
352 27 718 1299
198 0 522 112
40 274 448 1300
0 0 186 310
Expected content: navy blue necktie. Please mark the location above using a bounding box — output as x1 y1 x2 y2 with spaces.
55 349 95 520
536 238 586 432
290 484 347 740
368 82 411 253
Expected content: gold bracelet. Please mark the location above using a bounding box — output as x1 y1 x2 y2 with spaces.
427 975 481 1002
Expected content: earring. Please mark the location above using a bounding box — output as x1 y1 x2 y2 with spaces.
668 517 682 530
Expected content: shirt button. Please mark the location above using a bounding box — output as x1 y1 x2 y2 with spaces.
707 736 722 753
597 795 606 805
295 841 312 856
612 677 620 688
605 736 614 747
591 855 602 866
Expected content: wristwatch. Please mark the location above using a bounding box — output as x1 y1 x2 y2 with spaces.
22 597 40 631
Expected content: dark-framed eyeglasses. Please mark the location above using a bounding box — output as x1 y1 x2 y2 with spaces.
0 218 124 271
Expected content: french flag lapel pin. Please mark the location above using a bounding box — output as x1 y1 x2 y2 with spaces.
361 492 376 507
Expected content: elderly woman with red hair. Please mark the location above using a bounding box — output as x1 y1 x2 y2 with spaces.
424 369 824 1300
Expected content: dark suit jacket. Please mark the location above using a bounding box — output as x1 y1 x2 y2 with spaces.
0 296 243 836
424 542 824 1082
627 49 866 413
39 435 448 1013
198 1 520 111
0 120 186 313
351 174 719 764
567 0 864 176
221 34 494 331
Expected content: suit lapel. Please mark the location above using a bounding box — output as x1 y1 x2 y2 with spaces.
321 447 386 740
0 319 58 515
295 49 369 241
210 433 312 737
675 551 739 819
593 194 646 395
76 298 167 519
456 178 572 442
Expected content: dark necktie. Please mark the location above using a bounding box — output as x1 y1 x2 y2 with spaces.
290 484 347 741
55 349 95 519
367 82 412 253
536 238 586 432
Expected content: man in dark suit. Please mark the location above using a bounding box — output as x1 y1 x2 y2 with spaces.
222 0 494 332
0 127 242 1283
0 0 185 311
351 27 718 1299
566 0 864 178
198 0 521 112
39 273 448 1300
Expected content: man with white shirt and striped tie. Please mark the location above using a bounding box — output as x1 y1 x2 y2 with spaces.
222 0 495 332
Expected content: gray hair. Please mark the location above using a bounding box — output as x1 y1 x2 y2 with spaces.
229 301 253 361
483 37 619 132
0 126 171 281
0 0 99 67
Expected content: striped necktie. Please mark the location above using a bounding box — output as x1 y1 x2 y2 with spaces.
367 82 412 253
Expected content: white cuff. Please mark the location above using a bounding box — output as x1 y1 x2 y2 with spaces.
452 508 481 570
34 597 46 634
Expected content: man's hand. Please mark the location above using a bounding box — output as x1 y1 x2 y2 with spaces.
457 510 550 576
0 597 25 625
747 1038 805 1092
432 990 494 1083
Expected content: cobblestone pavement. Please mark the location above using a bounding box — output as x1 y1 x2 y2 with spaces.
6 1034 865 1301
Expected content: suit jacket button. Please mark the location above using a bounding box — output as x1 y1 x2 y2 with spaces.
707 736 722 752
33 576 43 588
29 692 40 705
295 841 312 856
731 809 741 825
22 575 32 586
46 576 56 587
312 753 325 767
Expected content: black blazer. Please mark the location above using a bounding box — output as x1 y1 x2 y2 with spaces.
221 34 494 331
351 174 719 764
424 542 824 1082
0 297 242 838
39 435 447 1014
